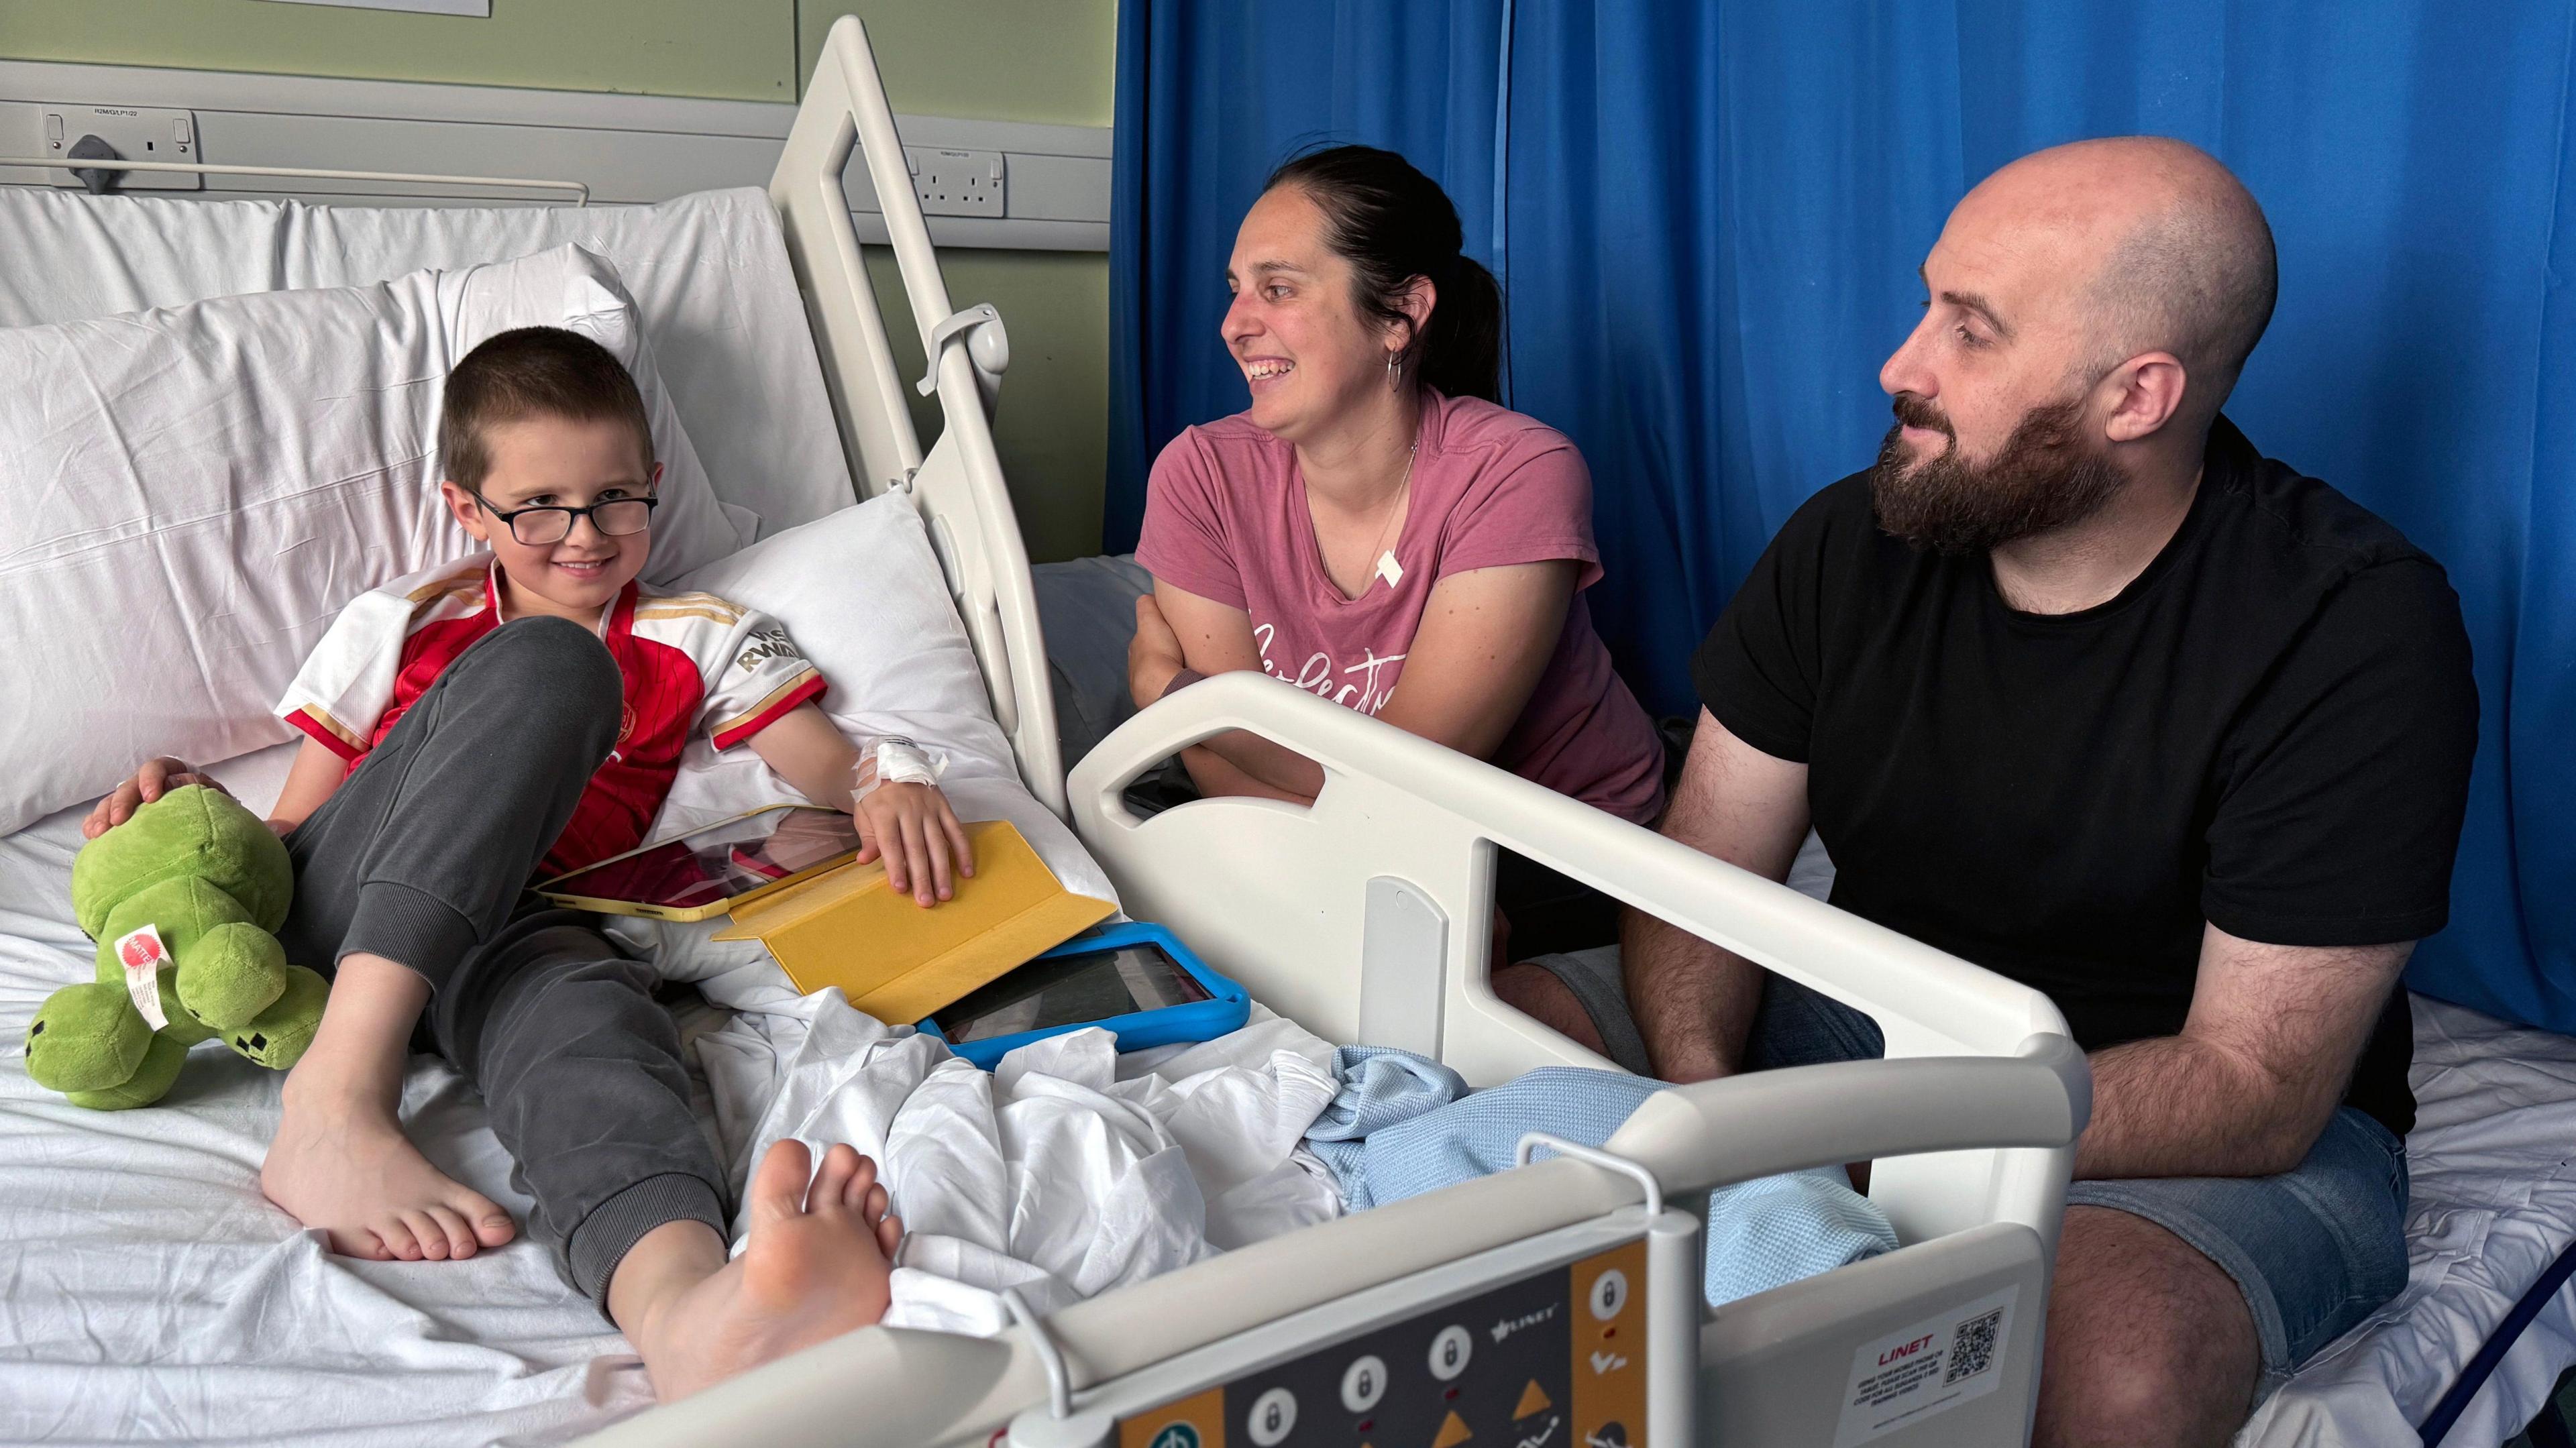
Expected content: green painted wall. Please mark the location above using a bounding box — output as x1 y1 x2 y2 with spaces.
0 0 800 100
863 247 1108 563
806 1 1116 562
799 0 1114 127
0 0 1115 560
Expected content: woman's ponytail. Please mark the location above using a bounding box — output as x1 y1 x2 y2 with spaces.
1263 146 1505 403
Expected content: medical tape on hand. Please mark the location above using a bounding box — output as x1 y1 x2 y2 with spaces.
851 735 947 803
114 924 172 1032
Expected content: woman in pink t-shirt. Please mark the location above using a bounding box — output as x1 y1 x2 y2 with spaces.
1128 146 1665 954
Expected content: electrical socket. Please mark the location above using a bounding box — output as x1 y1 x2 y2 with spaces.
904 146 1004 218
41 104 201 191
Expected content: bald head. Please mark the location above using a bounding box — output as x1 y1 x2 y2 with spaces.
1969 137 2276 407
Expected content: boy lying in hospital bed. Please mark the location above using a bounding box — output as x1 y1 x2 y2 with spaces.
79 325 957 1402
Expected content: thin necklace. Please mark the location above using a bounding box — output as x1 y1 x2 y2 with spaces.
1356 442 1417 591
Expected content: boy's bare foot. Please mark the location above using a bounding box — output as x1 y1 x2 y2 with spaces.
256 951 513 1262
262 1081 517 1262
631 1139 902 1403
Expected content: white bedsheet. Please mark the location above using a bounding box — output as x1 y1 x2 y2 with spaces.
692 999 1340 1342
0 753 1340 1446
2244 995 2576 1447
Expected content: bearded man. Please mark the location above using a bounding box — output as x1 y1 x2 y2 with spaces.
1503 137 2478 1445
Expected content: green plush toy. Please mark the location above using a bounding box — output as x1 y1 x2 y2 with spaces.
23 785 329 1109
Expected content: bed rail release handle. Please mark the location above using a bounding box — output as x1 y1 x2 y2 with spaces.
1002 1286 1075 1411
1000 1288 1116 1446
916 302 1008 398
1515 1132 1664 1217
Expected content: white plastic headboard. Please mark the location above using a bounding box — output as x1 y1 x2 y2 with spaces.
767 16 1066 817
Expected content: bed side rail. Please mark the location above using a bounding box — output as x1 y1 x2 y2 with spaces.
1069 673 2081 1245
1606 1036 2090 1189
575 1048 2084 1448
769 15 1066 815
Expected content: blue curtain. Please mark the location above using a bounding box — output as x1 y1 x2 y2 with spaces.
1108 1 2576 1034
1107 0 1508 555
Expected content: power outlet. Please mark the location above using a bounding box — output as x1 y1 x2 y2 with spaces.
904 146 1004 218
41 104 201 191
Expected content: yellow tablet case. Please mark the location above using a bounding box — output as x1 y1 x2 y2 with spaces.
710 819 1116 1023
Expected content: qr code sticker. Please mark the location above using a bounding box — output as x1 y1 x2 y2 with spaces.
1945 1307 2004 1384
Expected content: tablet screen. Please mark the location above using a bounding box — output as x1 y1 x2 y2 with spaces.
932 941 1212 1043
541 806 862 911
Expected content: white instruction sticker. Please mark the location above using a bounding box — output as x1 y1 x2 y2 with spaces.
1832 1284 2018 1447
115 924 171 1032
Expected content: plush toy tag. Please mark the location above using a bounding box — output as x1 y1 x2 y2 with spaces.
115 924 171 1032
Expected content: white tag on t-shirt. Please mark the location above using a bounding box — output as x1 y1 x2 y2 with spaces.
115 924 171 1032
1374 549 1405 588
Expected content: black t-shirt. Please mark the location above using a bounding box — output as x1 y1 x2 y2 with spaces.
1694 417 2477 1135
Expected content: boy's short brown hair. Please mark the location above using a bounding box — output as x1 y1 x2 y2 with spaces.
439 327 655 490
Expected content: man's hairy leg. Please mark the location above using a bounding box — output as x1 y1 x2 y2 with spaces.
1621 905 1767 1082
2033 1206 2259 1448
261 954 515 1262
612 1139 904 1402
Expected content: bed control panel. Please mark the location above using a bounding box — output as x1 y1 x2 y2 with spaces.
1115 1240 1649 1448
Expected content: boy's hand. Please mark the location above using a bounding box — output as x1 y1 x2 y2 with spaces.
853 782 975 907
84 757 232 840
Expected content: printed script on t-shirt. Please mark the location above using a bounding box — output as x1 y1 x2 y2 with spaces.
1254 620 1404 714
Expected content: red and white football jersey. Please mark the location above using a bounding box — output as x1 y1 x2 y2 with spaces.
276 557 824 876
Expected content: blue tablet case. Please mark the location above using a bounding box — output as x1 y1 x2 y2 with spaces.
916 921 1250 1069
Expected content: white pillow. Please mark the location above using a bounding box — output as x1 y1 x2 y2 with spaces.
0 243 740 836
659 490 1019 820
439 243 753 561
629 494 1118 1006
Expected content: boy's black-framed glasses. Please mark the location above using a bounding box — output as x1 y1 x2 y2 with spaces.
472 491 658 546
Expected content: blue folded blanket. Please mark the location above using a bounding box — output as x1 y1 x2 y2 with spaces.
1303 1046 1898 1307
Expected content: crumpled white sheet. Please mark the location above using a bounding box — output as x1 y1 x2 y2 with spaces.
693 991 1342 1338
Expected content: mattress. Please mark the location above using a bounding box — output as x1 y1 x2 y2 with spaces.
2243 995 2576 1447
0 185 852 535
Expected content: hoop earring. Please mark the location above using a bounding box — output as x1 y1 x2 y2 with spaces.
1385 351 1403 392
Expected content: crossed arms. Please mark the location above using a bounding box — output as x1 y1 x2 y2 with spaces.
1128 562 1579 805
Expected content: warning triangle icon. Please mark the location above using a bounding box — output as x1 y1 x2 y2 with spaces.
1432 1409 1474 1448
1514 1380 1553 1418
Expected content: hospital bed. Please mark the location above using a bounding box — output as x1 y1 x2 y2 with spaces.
0 15 2545 1447
601 23 2086 1445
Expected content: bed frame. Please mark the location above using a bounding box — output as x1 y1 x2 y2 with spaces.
768 20 1065 818
578 17 2088 1447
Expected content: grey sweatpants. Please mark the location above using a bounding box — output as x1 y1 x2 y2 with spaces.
275 616 728 1305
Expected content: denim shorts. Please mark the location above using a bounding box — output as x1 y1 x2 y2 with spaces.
1521 952 2413 1394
